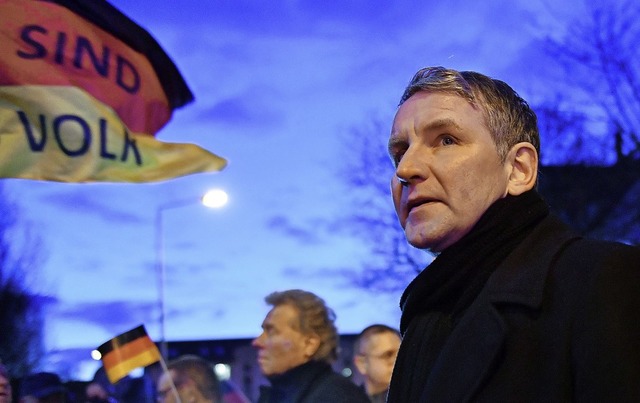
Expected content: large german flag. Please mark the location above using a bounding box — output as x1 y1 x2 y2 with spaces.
97 325 161 384
0 0 227 182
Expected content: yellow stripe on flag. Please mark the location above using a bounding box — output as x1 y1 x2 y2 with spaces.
105 349 160 383
0 85 226 182
104 348 161 384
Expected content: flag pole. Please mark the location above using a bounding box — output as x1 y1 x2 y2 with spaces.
158 355 182 403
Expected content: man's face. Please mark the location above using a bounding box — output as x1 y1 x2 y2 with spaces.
156 370 189 403
389 91 510 252
355 332 401 394
0 364 11 403
252 304 315 377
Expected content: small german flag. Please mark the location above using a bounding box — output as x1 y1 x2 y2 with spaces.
97 325 161 384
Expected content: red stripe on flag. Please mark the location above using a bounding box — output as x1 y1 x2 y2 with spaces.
0 0 171 134
101 334 161 383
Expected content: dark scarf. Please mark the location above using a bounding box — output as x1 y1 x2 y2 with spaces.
259 361 331 403
387 190 549 403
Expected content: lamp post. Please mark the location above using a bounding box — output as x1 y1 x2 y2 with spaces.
155 189 228 359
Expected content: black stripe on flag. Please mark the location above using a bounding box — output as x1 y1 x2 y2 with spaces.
96 325 148 356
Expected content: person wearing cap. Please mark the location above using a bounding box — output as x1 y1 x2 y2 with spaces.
19 372 67 403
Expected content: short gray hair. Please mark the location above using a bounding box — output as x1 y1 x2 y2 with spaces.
399 66 540 162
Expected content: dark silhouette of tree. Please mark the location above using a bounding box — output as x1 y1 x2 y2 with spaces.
0 183 44 378
541 0 640 162
335 118 431 292
535 0 640 244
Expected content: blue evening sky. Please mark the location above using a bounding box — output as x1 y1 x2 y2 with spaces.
3 0 592 378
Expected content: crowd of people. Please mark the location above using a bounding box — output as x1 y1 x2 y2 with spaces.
1 288 397 403
2 65 639 402
1 318 395 403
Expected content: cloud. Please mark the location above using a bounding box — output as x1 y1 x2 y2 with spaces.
58 300 157 335
41 190 144 224
199 96 283 128
265 215 320 244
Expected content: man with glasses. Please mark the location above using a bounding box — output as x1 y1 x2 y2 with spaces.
353 325 401 403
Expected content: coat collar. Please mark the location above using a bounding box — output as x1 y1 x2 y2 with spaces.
486 214 580 307
259 361 331 403
420 215 580 402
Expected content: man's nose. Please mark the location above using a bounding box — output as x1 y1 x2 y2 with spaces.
251 334 264 348
395 146 426 186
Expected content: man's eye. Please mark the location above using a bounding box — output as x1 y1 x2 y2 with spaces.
381 351 395 360
388 150 401 167
441 136 455 146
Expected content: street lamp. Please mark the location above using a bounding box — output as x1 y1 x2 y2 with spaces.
155 189 228 359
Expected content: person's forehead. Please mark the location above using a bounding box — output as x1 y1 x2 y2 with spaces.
394 91 477 123
390 90 491 150
364 331 401 348
265 304 299 328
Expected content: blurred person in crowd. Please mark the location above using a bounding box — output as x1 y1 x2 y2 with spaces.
83 382 111 403
0 362 12 403
353 324 401 403
18 372 67 403
84 367 141 403
386 65 640 402
156 355 222 403
252 289 369 403
218 379 250 403
139 363 163 403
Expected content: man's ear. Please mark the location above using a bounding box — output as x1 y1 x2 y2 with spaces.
304 335 321 358
506 142 538 196
353 354 367 375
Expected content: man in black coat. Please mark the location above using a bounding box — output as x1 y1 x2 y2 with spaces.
386 66 640 402
252 289 369 403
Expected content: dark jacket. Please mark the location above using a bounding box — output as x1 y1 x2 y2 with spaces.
416 215 640 402
257 361 369 403
368 389 388 403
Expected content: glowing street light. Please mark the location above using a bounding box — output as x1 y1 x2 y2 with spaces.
155 188 228 358
201 188 229 208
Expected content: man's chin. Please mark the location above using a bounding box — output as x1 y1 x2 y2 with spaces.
260 366 281 378
406 234 449 253
406 231 439 251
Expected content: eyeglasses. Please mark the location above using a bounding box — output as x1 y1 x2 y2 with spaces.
359 349 399 362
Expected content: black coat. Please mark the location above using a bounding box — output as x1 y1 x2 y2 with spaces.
408 215 640 402
257 361 369 403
